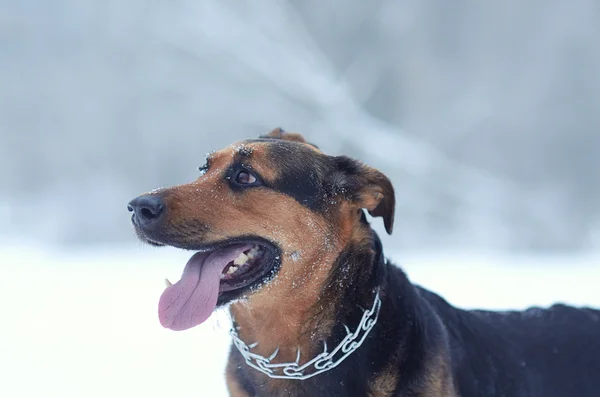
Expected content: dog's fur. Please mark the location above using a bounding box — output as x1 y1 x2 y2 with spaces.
130 129 600 396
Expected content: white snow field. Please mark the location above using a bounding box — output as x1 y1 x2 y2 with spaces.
0 243 598 397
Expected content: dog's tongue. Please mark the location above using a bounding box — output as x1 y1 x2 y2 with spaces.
158 244 251 331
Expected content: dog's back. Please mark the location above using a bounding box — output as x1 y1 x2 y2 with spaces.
130 130 599 396
420 287 600 396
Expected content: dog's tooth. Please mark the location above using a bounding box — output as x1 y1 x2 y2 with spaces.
165 278 173 287
233 253 248 265
227 265 239 274
247 247 260 259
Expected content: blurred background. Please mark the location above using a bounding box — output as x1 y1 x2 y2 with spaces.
2 0 600 251
1 1 599 396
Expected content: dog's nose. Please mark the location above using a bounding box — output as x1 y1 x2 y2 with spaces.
128 195 165 227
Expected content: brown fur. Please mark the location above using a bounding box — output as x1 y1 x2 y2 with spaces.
264 127 309 144
368 360 398 397
131 130 460 396
421 352 459 397
152 135 394 394
160 142 353 362
130 130 600 396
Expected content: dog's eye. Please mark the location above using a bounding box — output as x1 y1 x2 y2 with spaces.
236 170 257 185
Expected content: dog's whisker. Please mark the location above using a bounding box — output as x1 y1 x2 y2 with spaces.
248 341 259 349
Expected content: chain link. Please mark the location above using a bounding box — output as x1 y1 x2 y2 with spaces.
230 289 381 380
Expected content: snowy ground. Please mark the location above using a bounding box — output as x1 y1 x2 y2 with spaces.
0 243 598 397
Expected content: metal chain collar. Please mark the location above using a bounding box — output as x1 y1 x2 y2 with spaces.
229 289 382 380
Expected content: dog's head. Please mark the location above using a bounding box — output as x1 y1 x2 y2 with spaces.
128 129 395 331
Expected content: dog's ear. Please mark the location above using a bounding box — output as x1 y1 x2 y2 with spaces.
262 127 307 143
331 156 395 234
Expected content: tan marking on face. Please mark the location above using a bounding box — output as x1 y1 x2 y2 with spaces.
236 142 280 182
227 191 344 359
135 135 403 393
159 142 354 361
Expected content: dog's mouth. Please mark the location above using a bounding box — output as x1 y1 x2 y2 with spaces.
157 240 279 331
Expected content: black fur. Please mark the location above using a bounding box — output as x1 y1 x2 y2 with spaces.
230 227 600 396
135 133 600 396
240 139 393 221
240 139 333 210
263 142 326 210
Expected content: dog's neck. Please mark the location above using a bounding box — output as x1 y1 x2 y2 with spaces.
228 222 457 396
228 221 385 371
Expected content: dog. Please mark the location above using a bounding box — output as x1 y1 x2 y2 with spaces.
128 129 600 396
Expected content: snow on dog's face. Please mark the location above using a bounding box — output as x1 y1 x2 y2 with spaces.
128 129 395 331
